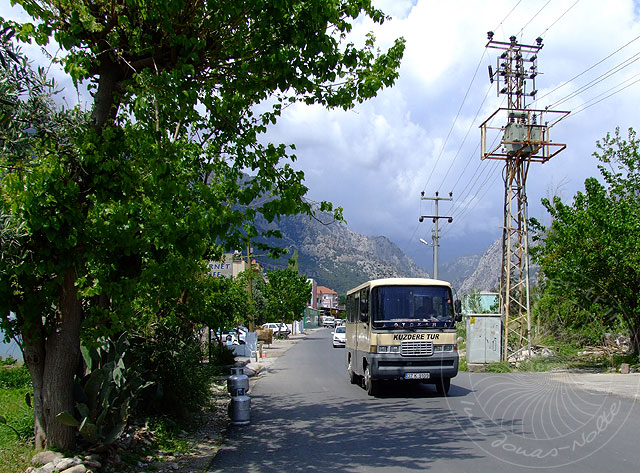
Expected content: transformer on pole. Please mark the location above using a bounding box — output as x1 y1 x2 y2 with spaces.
479 32 569 362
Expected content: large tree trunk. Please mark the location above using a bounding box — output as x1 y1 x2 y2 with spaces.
23 268 83 451
22 331 46 450
91 56 123 130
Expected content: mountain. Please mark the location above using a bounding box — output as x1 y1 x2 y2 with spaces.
456 237 540 297
457 238 502 296
254 212 429 295
438 253 482 292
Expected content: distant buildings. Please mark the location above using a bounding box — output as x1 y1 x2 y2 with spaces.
306 280 339 310
316 285 339 310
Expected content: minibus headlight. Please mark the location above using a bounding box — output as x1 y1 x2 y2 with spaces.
376 345 399 353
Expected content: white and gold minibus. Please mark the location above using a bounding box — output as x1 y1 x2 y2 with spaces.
345 278 462 396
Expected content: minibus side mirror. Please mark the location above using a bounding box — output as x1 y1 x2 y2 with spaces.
454 299 462 322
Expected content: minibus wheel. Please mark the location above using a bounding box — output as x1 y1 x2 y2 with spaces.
348 358 359 385
363 365 378 396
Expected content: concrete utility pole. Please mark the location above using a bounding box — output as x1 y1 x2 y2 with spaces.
246 240 255 332
480 32 569 362
419 191 453 280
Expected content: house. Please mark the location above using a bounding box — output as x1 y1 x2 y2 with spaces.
316 285 339 310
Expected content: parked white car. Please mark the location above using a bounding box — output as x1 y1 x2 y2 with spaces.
332 325 346 348
262 322 291 337
322 316 336 328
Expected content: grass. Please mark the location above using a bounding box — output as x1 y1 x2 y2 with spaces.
461 332 640 373
484 361 513 373
0 362 35 473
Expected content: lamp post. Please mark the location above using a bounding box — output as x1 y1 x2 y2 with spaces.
418 237 437 280
419 192 453 280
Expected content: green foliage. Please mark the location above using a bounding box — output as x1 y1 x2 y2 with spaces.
531 127 640 354
0 0 405 449
56 334 152 445
129 325 216 419
0 356 17 366
531 285 618 347
0 381 33 443
143 417 193 457
455 321 466 345
264 267 312 324
0 438 34 473
484 362 513 373
208 344 237 369
0 365 31 389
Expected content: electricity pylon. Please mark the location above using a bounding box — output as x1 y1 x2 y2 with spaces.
479 32 569 362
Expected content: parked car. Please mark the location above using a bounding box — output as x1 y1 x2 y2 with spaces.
218 331 239 345
234 326 249 344
262 322 291 338
332 325 346 348
322 316 336 328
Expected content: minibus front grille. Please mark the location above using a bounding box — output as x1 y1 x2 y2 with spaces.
401 340 433 356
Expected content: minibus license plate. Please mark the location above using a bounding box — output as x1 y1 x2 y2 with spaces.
405 372 430 379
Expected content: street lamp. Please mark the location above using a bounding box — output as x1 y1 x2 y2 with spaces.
418 237 437 279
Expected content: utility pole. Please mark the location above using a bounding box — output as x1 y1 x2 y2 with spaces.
480 32 569 362
419 191 453 280
246 240 255 332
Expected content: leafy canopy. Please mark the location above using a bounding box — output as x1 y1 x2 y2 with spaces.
531 127 640 354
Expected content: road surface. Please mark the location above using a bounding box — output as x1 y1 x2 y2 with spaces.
210 329 640 472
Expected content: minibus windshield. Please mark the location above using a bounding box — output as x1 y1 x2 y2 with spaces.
371 285 454 328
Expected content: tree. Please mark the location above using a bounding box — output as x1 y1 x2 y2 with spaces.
264 267 312 329
531 127 640 355
1 1 405 450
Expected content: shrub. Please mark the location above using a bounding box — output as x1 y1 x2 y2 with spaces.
130 325 218 419
209 345 236 368
0 356 17 366
56 334 152 445
0 365 32 389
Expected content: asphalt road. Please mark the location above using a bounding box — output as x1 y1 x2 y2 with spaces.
209 329 640 472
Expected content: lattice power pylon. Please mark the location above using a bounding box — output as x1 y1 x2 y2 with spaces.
480 32 569 362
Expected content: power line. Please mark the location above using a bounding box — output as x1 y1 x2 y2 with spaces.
448 160 502 223
440 161 502 238
569 72 640 118
420 1 524 194
516 0 553 38
547 50 640 109
421 48 487 193
440 82 494 189
538 0 581 40
531 33 640 107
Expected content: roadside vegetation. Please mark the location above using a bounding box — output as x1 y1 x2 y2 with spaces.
527 127 640 371
0 359 35 473
459 128 640 374
0 0 405 469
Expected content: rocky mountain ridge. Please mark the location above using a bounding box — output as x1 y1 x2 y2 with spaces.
253 208 520 297
255 212 429 295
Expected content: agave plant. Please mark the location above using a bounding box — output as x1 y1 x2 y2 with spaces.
57 334 152 445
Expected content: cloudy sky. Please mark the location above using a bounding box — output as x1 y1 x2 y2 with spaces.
4 0 640 273
264 0 640 271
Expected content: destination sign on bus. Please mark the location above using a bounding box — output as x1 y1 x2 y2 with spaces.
392 333 440 341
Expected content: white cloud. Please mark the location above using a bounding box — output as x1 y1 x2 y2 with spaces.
265 0 640 270
4 0 640 271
